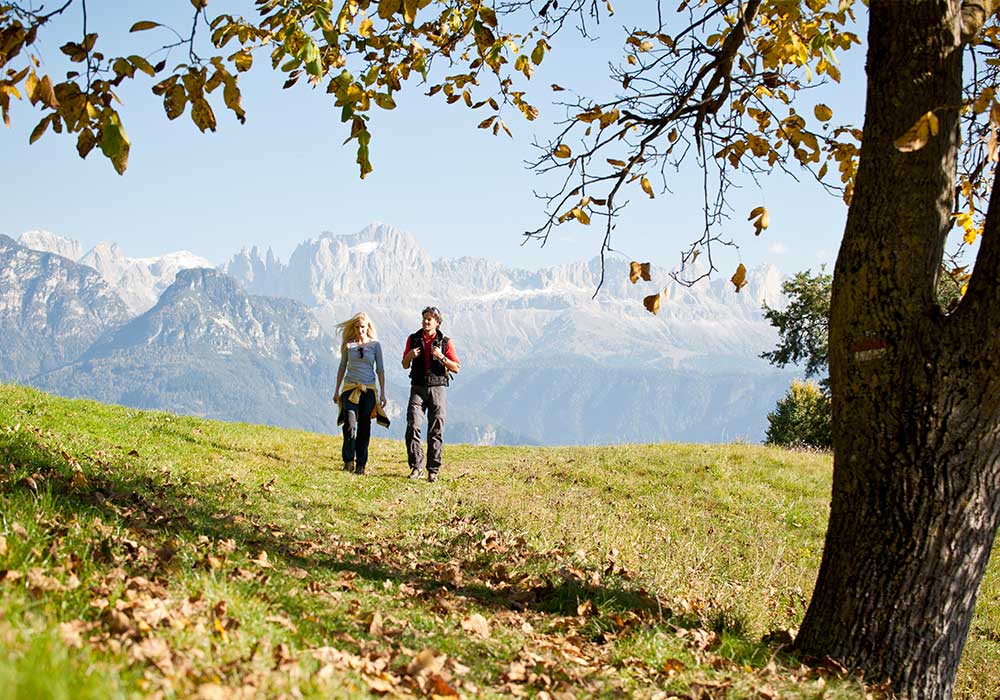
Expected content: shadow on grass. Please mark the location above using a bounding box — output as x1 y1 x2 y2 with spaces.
1 427 777 658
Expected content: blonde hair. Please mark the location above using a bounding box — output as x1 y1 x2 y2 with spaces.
335 312 377 353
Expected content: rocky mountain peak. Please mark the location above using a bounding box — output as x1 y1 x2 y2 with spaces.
17 230 83 261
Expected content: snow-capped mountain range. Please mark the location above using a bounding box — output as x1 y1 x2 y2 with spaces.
6 223 796 444
19 229 214 314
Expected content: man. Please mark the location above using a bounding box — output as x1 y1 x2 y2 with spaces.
401 306 461 482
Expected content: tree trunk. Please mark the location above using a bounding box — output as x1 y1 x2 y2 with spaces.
795 2 1000 698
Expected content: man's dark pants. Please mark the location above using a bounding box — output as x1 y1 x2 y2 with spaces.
405 384 446 474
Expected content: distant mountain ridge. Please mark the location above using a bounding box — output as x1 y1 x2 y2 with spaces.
34 268 346 432
7 223 797 444
17 230 213 314
0 235 131 382
222 222 786 374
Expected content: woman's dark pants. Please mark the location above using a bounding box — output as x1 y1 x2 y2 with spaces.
342 389 376 471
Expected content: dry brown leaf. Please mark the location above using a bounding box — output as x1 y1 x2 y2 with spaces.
58 620 87 648
461 613 491 638
266 614 298 633
251 550 273 568
369 610 384 636
429 673 460 698
407 648 447 677
730 263 748 292
133 636 175 674
366 674 396 694
894 111 939 153
506 660 528 682
0 569 24 584
643 293 661 315
195 683 232 700
28 567 64 592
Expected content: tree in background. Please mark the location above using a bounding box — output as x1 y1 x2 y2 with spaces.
761 269 832 386
764 379 832 449
761 269 832 449
5 1 1000 696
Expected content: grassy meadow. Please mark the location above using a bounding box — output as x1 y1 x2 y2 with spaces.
0 384 998 699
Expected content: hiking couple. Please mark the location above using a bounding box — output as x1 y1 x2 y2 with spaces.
331 306 461 482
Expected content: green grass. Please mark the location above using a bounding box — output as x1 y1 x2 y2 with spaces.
0 384 997 698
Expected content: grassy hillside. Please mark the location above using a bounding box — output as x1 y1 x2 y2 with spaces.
0 384 997 699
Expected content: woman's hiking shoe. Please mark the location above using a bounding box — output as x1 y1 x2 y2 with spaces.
343 460 355 472
355 467 366 475
408 467 424 480
427 472 439 483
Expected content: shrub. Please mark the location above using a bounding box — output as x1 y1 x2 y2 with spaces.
765 380 832 449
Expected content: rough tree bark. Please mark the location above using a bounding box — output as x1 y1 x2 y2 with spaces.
794 2 1000 698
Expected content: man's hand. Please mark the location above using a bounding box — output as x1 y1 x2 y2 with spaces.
409 347 421 360
379 395 387 408
431 346 445 361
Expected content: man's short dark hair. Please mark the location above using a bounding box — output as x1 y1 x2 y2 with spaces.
422 306 442 324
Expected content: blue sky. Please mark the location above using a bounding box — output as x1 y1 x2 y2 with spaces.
1 1 865 274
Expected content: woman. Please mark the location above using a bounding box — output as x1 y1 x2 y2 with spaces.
333 312 388 475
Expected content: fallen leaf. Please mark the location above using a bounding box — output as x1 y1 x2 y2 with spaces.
196 683 231 700
407 648 447 677
266 614 298 633
461 613 491 638
366 674 396 694
369 610 384 636
58 620 87 648
429 674 460 698
251 550 273 568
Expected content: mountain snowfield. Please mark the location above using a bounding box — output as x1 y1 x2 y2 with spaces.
9 223 797 444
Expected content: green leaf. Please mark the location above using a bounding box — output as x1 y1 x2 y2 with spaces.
128 55 156 76
374 92 396 110
99 116 130 175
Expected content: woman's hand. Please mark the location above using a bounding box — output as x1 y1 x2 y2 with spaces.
379 395 387 408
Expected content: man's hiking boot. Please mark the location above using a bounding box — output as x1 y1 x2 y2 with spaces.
343 460 355 472
408 467 424 480
355 467 366 475
427 472 439 483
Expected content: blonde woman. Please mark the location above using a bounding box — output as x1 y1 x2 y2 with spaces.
333 312 389 475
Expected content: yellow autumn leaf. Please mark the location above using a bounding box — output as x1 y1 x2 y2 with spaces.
629 261 651 283
572 207 591 225
403 0 418 24
554 144 571 158
748 206 769 236
731 263 748 292
814 104 833 121
643 293 661 315
894 111 939 153
358 17 374 37
641 176 654 198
